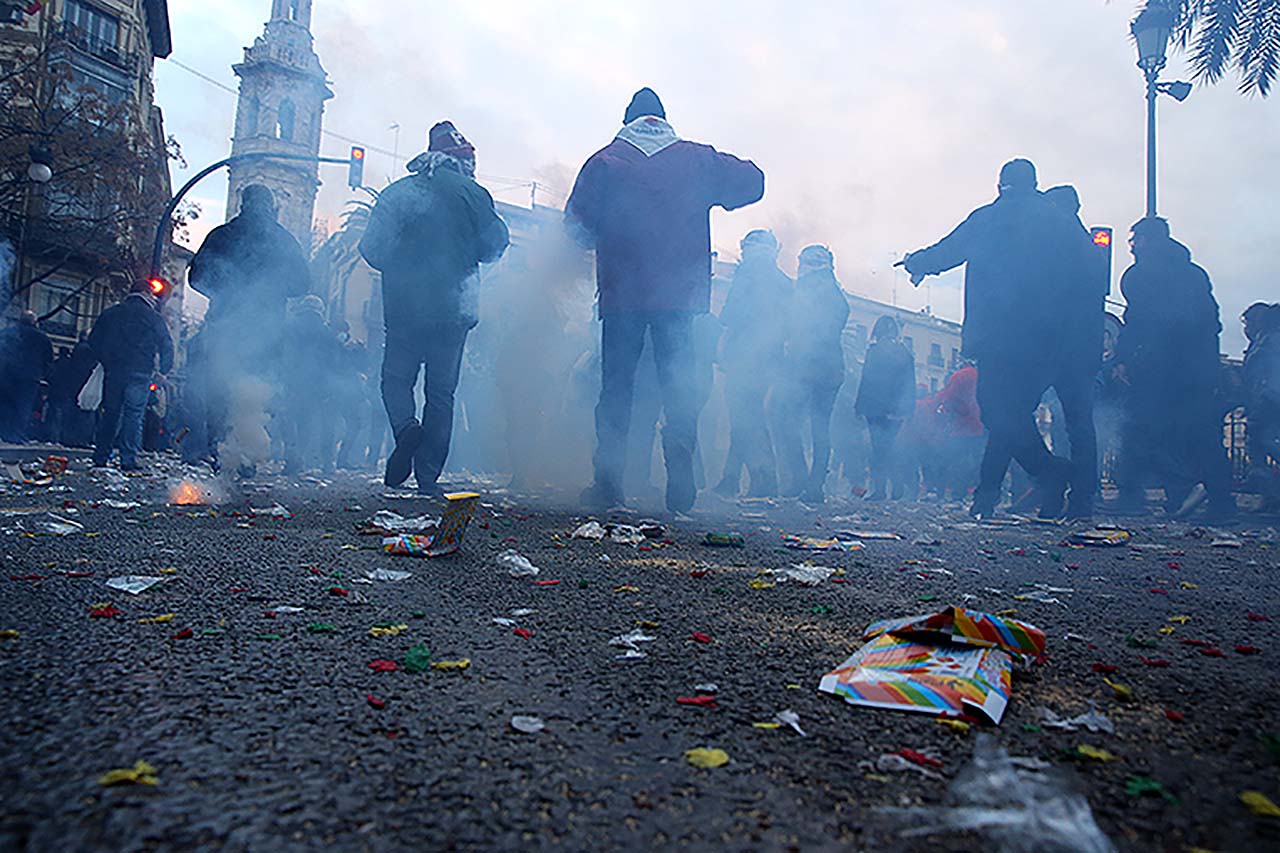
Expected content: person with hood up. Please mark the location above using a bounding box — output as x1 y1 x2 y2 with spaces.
902 159 1088 519
359 120 510 495
774 245 851 504
854 315 916 500
87 284 174 470
1112 217 1234 520
565 87 764 513
714 229 793 498
187 184 311 476
0 310 53 442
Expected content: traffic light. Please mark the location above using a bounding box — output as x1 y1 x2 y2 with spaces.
147 277 168 298
347 146 365 189
1089 226 1113 296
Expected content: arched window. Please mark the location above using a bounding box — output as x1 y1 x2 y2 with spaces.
289 0 301 20
276 99 296 141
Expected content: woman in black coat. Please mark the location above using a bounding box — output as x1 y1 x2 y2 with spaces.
855 315 916 499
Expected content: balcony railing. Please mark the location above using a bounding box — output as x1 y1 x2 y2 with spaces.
54 21 137 74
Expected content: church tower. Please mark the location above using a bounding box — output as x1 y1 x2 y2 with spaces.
225 0 333 252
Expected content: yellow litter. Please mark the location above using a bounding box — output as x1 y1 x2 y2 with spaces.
368 624 409 638
684 747 729 768
430 658 471 671
1240 790 1280 818
137 614 176 624
97 760 158 786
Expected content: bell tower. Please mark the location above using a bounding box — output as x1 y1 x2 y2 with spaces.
225 0 333 251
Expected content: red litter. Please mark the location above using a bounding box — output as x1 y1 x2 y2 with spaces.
1235 645 1261 655
1246 612 1269 622
1091 662 1118 674
170 627 193 640
893 748 943 769
366 694 386 710
329 587 349 597
534 580 560 586
1149 588 1169 595
1165 709 1185 722
1179 638 1214 647
368 659 398 672
1198 647 1226 657
89 605 121 618
1139 656 1171 667
690 631 712 644
676 695 718 708
689 570 708 578
513 628 532 639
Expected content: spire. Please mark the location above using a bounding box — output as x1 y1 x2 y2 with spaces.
270 0 312 28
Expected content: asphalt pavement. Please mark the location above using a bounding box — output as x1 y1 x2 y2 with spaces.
0 453 1277 851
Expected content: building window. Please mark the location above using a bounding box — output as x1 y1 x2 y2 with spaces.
928 342 944 367
276 99 296 141
930 378 939 393
64 0 120 48
903 335 913 352
289 0 302 20
951 347 960 368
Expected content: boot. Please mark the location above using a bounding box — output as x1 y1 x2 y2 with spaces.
384 421 423 488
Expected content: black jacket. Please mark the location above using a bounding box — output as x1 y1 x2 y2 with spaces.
0 323 53 382
189 210 311 333
1116 238 1221 381
904 189 1090 363
855 339 916 420
88 294 174 376
359 160 509 330
281 311 343 395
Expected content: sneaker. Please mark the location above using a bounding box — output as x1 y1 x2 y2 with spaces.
969 494 996 519
384 422 424 488
666 467 696 515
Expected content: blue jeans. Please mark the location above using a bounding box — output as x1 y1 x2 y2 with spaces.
93 372 150 467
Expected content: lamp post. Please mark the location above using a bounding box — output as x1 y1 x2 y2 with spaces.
1130 2 1193 219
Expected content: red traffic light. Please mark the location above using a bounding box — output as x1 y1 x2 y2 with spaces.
348 146 366 189
1091 228 1113 248
351 147 365 160
148 277 167 296
149 383 158 392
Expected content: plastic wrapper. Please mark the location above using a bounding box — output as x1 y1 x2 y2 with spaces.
105 576 167 595
764 564 837 585
357 510 439 536
880 735 1115 852
782 534 863 551
496 549 539 577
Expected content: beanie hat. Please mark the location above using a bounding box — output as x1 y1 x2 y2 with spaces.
623 88 665 124
428 121 475 158
741 229 778 251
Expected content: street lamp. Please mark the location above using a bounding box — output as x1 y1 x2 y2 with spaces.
1131 2 1192 218
27 146 53 184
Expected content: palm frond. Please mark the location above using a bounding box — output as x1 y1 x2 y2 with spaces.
1190 0 1245 82
1160 0 1280 95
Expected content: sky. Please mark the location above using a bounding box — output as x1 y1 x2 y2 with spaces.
154 0 1279 355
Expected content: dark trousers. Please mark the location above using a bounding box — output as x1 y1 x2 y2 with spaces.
974 358 1065 505
0 378 38 442
93 371 150 467
774 379 841 493
381 323 469 488
721 369 777 492
866 416 903 492
593 312 697 498
1118 371 1232 505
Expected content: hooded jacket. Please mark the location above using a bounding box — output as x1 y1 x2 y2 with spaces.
87 294 174 376
566 118 764 315
718 257 793 374
359 156 509 330
904 189 1090 363
786 268 850 386
1116 237 1221 379
189 209 311 333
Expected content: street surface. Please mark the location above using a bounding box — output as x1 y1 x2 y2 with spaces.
0 452 1277 851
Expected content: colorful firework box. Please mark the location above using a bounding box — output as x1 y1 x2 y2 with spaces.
781 534 863 551
382 493 480 557
817 608 1046 725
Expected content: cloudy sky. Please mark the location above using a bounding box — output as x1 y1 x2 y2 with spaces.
155 1 1279 354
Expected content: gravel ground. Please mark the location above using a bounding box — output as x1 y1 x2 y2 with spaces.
0 454 1278 851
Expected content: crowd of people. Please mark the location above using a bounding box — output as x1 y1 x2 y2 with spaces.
2 87 1278 521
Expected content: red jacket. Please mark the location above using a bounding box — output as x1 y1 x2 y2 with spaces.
935 365 983 437
566 128 763 316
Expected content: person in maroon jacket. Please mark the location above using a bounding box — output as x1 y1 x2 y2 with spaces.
566 87 764 513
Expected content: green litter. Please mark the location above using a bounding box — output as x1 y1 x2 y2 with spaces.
1125 634 1158 649
578 580 589 589
410 610 427 618
1023 723 1043 733
404 643 432 673
256 633 282 641
1125 775 1179 804
712 587 728 595
306 622 337 634
811 605 832 615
